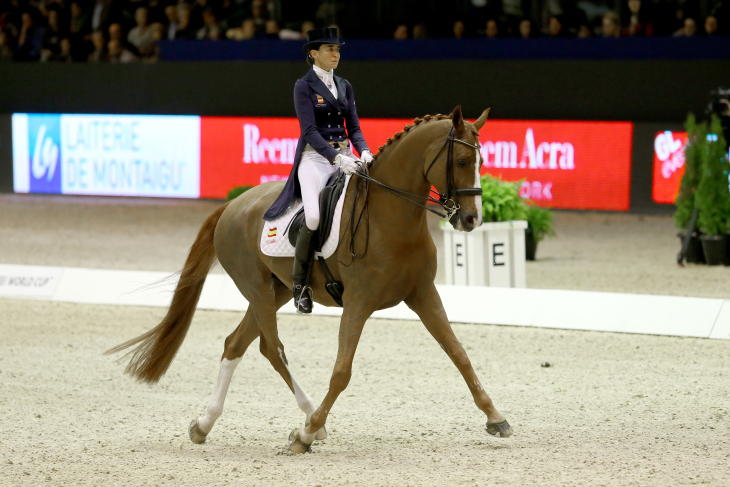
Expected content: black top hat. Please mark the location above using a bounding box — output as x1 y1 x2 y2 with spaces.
302 27 345 53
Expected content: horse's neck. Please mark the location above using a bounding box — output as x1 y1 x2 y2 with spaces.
368 121 445 197
365 121 446 228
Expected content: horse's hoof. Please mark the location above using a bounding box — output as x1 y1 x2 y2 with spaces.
486 420 513 438
288 427 312 454
189 418 207 444
315 425 328 441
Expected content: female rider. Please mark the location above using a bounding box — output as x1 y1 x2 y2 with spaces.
263 27 373 314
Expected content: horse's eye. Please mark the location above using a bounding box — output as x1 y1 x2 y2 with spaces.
457 159 466 166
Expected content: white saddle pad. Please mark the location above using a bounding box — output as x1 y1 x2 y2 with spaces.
260 175 351 259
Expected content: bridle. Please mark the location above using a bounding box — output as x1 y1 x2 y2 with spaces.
355 126 482 220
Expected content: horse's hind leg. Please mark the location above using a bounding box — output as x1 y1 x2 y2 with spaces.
405 283 512 438
189 309 259 444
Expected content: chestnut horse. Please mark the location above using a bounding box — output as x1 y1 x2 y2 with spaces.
107 106 512 453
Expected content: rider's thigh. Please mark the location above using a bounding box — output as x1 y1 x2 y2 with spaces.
298 153 338 231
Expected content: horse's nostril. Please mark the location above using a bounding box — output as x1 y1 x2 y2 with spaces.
466 215 476 226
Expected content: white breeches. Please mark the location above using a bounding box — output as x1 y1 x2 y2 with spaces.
298 148 352 231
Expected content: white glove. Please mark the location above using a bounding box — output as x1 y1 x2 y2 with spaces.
333 153 360 175
360 150 374 164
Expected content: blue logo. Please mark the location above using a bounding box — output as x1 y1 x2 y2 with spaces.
28 114 62 194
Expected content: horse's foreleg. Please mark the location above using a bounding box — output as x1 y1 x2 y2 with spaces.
189 309 259 444
405 283 512 438
288 302 371 453
253 285 327 442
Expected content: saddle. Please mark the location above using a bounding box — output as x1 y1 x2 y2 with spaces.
285 171 347 306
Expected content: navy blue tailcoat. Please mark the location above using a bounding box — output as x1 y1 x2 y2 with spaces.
263 68 369 221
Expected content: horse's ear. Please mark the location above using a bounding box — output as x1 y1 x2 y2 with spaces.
473 108 490 131
451 105 465 133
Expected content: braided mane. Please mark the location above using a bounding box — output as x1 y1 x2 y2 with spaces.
370 113 453 165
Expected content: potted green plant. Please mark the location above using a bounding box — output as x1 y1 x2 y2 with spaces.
480 175 555 260
226 185 253 201
695 114 730 265
480 174 527 222
674 113 705 263
525 203 556 261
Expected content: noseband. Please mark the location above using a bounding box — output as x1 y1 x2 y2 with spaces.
355 126 482 220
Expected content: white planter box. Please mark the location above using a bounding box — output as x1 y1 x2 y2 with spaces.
442 220 527 288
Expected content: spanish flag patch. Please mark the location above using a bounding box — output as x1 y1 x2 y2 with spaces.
316 94 324 104
268 227 277 238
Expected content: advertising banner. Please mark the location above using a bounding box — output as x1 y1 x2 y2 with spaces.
13 114 633 210
652 131 688 204
200 117 634 210
476 121 633 211
12 114 200 198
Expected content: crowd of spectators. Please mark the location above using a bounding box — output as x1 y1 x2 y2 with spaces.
0 0 727 63
433 0 729 39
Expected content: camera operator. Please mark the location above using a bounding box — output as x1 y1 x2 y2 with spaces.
708 87 730 142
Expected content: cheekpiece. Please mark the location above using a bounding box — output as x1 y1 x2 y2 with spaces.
303 27 345 53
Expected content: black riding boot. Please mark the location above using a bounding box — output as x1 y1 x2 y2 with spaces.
293 226 316 313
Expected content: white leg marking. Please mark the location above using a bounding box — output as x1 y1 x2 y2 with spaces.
277 349 316 419
197 357 242 434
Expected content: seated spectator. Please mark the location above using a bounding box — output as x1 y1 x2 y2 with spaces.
519 18 535 38
577 23 593 37
673 17 697 36
196 8 219 39
165 5 177 40
250 0 269 36
69 2 90 38
174 6 197 39
0 29 14 61
144 22 163 61
128 7 155 56
265 19 279 39
622 0 650 36
40 8 63 62
485 18 499 38
88 29 107 62
108 38 137 62
278 19 315 40
547 15 566 37
393 24 408 39
226 18 255 40
704 15 718 35
602 12 621 37
108 22 123 44
300 20 315 37
453 20 465 38
51 37 73 62
413 23 428 38
14 11 44 61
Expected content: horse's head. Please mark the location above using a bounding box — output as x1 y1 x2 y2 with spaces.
425 106 489 232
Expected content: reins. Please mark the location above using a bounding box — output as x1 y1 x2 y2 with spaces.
357 126 481 220
338 124 482 265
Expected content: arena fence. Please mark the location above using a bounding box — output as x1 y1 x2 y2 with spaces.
1 264 728 340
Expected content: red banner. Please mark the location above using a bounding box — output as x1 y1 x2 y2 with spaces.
652 131 687 204
200 117 634 210
476 120 633 211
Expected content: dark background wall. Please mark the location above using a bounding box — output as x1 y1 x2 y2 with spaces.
1 60 728 122
2 59 726 212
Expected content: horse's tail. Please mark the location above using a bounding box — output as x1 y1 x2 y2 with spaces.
105 201 231 383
